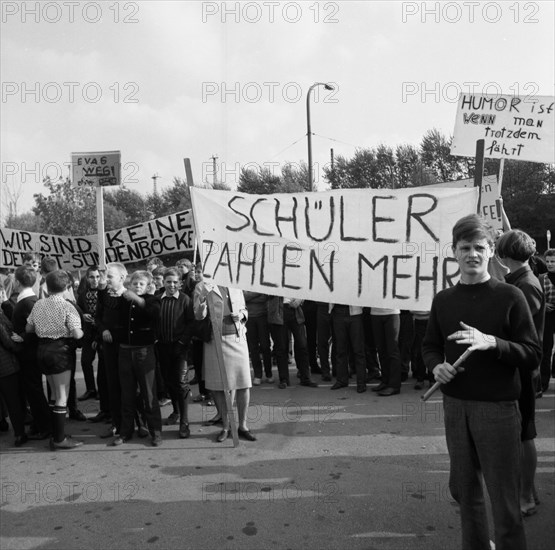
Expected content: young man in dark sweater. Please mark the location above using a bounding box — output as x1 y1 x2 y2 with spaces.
423 214 541 550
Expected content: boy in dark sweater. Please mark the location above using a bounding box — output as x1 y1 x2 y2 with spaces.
423 214 541 550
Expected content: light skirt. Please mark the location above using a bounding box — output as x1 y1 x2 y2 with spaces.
203 331 252 391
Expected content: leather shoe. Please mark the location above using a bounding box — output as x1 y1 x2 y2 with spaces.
216 429 230 442
100 426 119 438
151 433 163 446
203 416 222 426
88 411 110 423
14 434 28 447
378 387 400 396
278 381 289 389
371 383 388 392
300 380 318 388
137 426 150 438
78 390 97 401
357 384 367 393
179 423 190 439
27 430 51 440
237 428 257 441
165 412 179 425
68 409 87 421
111 436 130 446
50 437 84 450
331 382 347 390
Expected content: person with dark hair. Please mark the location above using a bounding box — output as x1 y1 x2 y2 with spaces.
176 258 196 298
11 266 52 439
76 266 103 402
151 267 165 293
26 270 84 450
146 257 164 273
423 214 541 550
496 229 545 517
155 268 194 439
539 249 555 395
38 257 59 298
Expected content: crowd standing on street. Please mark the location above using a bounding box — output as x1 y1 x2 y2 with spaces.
0 218 553 549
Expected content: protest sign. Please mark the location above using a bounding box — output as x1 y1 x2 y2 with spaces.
71 150 121 187
190 187 478 310
451 94 554 163
0 210 194 270
428 175 502 230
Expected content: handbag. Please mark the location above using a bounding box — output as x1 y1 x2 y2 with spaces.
194 316 212 343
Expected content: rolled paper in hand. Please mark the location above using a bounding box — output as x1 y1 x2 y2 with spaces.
421 348 473 402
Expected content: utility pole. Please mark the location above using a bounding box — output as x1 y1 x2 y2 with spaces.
152 173 159 195
210 155 218 186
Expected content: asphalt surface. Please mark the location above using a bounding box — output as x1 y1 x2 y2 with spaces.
1 365 554 550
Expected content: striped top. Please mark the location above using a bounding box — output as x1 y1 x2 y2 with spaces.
159 293 178 342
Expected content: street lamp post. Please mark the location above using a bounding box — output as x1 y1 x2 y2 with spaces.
306 82 334 191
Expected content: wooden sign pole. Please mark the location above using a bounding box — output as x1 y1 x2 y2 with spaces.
96 186 106 270
474 139 485 215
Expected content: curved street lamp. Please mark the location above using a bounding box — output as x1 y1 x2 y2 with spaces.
306 82 335 191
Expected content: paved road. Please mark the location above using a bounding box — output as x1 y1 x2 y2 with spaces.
1 369 554 550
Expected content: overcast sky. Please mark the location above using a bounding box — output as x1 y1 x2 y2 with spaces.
1 0 554 217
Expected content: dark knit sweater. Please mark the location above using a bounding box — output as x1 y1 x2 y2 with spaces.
423 278 541 401
95 289 127 344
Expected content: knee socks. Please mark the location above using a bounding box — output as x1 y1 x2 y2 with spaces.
52 406 67 443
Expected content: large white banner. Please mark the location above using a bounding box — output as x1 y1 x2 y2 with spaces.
451 93 555 163
0 210 194 270
428 175 502 230
190 187 479 310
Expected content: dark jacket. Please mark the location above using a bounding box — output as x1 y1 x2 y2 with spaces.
0 311 21 378
505 265 545 348
120 293 160 347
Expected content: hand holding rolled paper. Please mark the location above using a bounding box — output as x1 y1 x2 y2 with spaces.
421 348 473 402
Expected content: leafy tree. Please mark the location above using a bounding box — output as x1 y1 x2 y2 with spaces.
5 211 44 233
280 162 310 192
237 162 309 194
104 187 146 226
238 166 281 194
33 177 97 235
159 177 191 213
